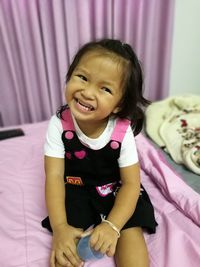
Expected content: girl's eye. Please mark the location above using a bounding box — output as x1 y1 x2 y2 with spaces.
77 74 87 81
102 87 112 94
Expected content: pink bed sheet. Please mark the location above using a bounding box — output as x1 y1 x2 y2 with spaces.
0 122 200 267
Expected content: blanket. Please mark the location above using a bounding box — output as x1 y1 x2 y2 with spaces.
145 95 200 174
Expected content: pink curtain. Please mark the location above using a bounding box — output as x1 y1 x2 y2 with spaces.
0 0 175 127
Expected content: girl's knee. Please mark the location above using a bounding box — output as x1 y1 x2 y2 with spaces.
115 227 149 267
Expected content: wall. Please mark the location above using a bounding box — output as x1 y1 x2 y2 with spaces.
169 0 200 96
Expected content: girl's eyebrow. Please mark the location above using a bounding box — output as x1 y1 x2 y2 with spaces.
74 67 118 88
74 67 88 73
100 80 116 87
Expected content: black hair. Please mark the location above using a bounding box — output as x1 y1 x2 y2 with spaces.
57 39 150 135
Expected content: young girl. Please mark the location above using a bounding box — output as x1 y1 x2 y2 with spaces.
42 39 157 267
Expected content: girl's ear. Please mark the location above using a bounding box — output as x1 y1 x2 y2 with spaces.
112 106 120 114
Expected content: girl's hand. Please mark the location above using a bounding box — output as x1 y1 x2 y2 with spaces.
89 222 119 257
50 224 84 267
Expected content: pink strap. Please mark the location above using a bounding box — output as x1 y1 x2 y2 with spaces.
111 118 130 142
60 109 75 131
61 109 130 143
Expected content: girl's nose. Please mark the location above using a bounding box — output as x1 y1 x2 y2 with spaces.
81 85 95 99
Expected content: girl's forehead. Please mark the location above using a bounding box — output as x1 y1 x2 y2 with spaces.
77 50 125 73
75 51 125 89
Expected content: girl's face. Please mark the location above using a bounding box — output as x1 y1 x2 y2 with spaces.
65 51 124 133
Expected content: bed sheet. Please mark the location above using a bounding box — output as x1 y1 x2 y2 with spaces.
0 121 200 267
144 133 200 194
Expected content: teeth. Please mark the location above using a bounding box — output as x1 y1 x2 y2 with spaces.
77 100 94 111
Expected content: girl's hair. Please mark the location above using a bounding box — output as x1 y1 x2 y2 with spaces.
57 39 150 135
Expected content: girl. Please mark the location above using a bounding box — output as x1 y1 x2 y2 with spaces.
42 39 157 267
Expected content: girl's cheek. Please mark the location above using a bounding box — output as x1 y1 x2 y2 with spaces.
64 84 68 92
64 86 70 101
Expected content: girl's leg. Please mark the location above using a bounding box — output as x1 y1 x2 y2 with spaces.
115 227 149 267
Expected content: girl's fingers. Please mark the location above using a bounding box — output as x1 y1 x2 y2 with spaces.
55 262 68 267
55 250 69 266
106 243 116 257
89 231 100 248
50 250 56 267
93 239 104 251
80 228 93 238
97 240 112 255
64 247 83 267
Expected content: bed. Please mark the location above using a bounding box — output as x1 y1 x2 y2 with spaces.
0 121 200 267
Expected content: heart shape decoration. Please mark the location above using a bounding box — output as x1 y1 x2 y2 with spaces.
66 152 72 159
74 150 86 159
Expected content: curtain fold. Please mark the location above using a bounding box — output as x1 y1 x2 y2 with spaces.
0 0 175 127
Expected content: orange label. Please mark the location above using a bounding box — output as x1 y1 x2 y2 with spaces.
66 176 83 186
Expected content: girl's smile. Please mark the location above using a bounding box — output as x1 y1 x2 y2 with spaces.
75 98 95 112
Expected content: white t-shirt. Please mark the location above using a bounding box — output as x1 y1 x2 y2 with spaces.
44 115 138 168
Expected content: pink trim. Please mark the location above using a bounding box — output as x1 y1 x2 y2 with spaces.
61 109 130 144
60 109 75 131
111 118 130 142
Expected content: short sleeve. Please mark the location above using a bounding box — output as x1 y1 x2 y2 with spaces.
44 115 65 158
118 125 138 167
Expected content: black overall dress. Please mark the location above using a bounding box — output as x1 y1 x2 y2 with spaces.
42 109 157 233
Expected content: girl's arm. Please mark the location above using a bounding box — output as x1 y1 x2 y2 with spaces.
45 156 66 229
89 162 140 256
106 162 140 230
45 156 83 267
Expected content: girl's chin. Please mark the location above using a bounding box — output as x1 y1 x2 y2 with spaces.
69 106 92 120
